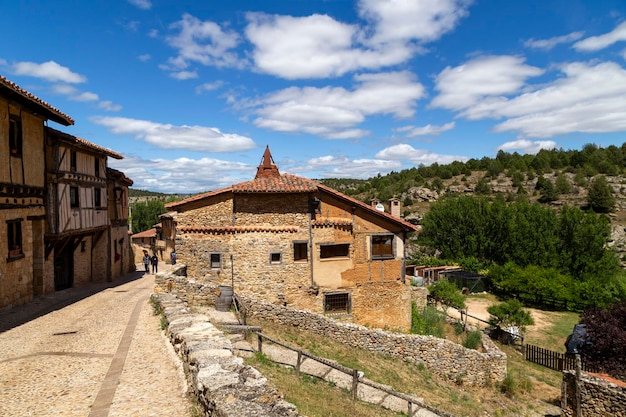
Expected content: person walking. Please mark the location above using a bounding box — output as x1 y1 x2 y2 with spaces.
151 254 159 273
142 252 150 273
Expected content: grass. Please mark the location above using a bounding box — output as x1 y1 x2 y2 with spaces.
238 297 580 417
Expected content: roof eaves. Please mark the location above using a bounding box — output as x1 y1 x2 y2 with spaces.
165 187 233 210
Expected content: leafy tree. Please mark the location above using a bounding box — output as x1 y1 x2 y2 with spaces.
555 173 572 195
579 302 626 380
474 176 491 194
487 299 534 332
428 279 466 313
587 175 615 213
131 200 167 233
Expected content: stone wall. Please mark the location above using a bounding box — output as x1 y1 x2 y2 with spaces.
152 292 300 417
156 269 506 387
562 371 626 417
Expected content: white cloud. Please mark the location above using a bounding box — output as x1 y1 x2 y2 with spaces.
9 60 86 83
138 54 151 62
72 91 99 102
163 13 243 76
248 71 425 138
523 32 584 50
498 140 557 154
195 81 224 94
574 21 626 52
431 55 544 114
375 143 468 165
90 116 257 152
245 0 470 79
128 0 151 10
98 100 123 112
399 121 455 137
358 0 471 44
110 155 254 193
296 155 402 179
168 70 198 80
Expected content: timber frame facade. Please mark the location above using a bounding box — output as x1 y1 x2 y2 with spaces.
0 75 133 310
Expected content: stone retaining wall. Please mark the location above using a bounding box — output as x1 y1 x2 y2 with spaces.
156 267 506 387
562 371 626 417
152 292 300 417
239 294 506 386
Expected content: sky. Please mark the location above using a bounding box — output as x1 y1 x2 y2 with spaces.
2 0 626 194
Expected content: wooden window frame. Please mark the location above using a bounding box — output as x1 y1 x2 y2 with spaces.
371 234 395 260
7 219 23 260
9 115 22 157
70 186 80 208
320 243 350 259
70 150 77 172
270 252 282 264
94 188 102 207
94 157 100 177
293 241 308 262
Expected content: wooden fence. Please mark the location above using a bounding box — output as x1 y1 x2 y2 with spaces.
523 344 595 372
254 331 457 417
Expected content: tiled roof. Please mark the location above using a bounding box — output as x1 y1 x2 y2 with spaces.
47 127 124 159
165 187 232 209
232 174 319 193
312 217 353 227
131 228 156 239
180 225 299 234
317 183 419 232
0 75 74 126
107 167 134 186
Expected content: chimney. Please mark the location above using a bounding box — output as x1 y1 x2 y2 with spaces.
389 198 401 218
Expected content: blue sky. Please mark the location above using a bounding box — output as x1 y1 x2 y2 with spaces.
2 0 626 193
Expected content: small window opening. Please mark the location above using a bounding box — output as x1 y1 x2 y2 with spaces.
371 234 394 259
210 253 221 268
9 115 22 157
270 252 282 264
70 150 77 171
8 219 23 258
81 241 86 252
70 186 79 208
94 157 100 177
324 293 351 315
94 188 102 207
293 241 308 262
320 243 349 259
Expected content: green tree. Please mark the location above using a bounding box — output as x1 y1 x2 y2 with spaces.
587 175 615 213
131 200 167 233
487 299 534 331
428 279 466 313
555 173 572 195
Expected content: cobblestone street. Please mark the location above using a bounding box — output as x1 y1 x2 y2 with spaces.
0 266 192 417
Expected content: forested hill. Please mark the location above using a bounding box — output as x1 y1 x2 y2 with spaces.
318 143 626 211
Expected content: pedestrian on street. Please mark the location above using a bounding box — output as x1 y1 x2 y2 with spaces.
142 252 150 273
151 254 159 273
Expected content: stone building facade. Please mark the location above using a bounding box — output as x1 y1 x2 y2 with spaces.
165 146 419 331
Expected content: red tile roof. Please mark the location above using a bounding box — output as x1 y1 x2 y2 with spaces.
165 187 232 209
47 127 124 159
232 173 319 193
131 228 156 239
0 75 74 126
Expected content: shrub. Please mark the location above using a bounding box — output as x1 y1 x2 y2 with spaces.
462 331 483 350
411 304 445 337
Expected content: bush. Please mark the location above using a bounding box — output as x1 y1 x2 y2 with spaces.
462 330 483 350
411 304 445 337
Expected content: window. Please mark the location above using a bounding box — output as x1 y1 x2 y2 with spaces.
94 188 102 207
7 219 22 258
324 292 351 315
320 243 349 259
94 157 100 177
70 186 79 208
293 241 308 262
270 252 282 264
371 234 394 259
81 241 86 252
70 150 77 171
9 115 22 157
210 253 221 268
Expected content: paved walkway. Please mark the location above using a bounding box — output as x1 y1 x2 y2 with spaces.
0 263 192 417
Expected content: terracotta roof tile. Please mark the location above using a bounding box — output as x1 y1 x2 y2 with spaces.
131 228 157 239
232 174 319 193
0 75 74 126
47 127 124 159
165 187 232 209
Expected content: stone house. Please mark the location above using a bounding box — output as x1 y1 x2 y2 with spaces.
0 75 74 309
44 127 132 290
165 146 419 331
0 76 133 310
131 223 160 263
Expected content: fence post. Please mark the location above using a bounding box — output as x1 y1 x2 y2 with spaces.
352 369 359 400
257 333 263 354
575 354 582 417
296 350 302 377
